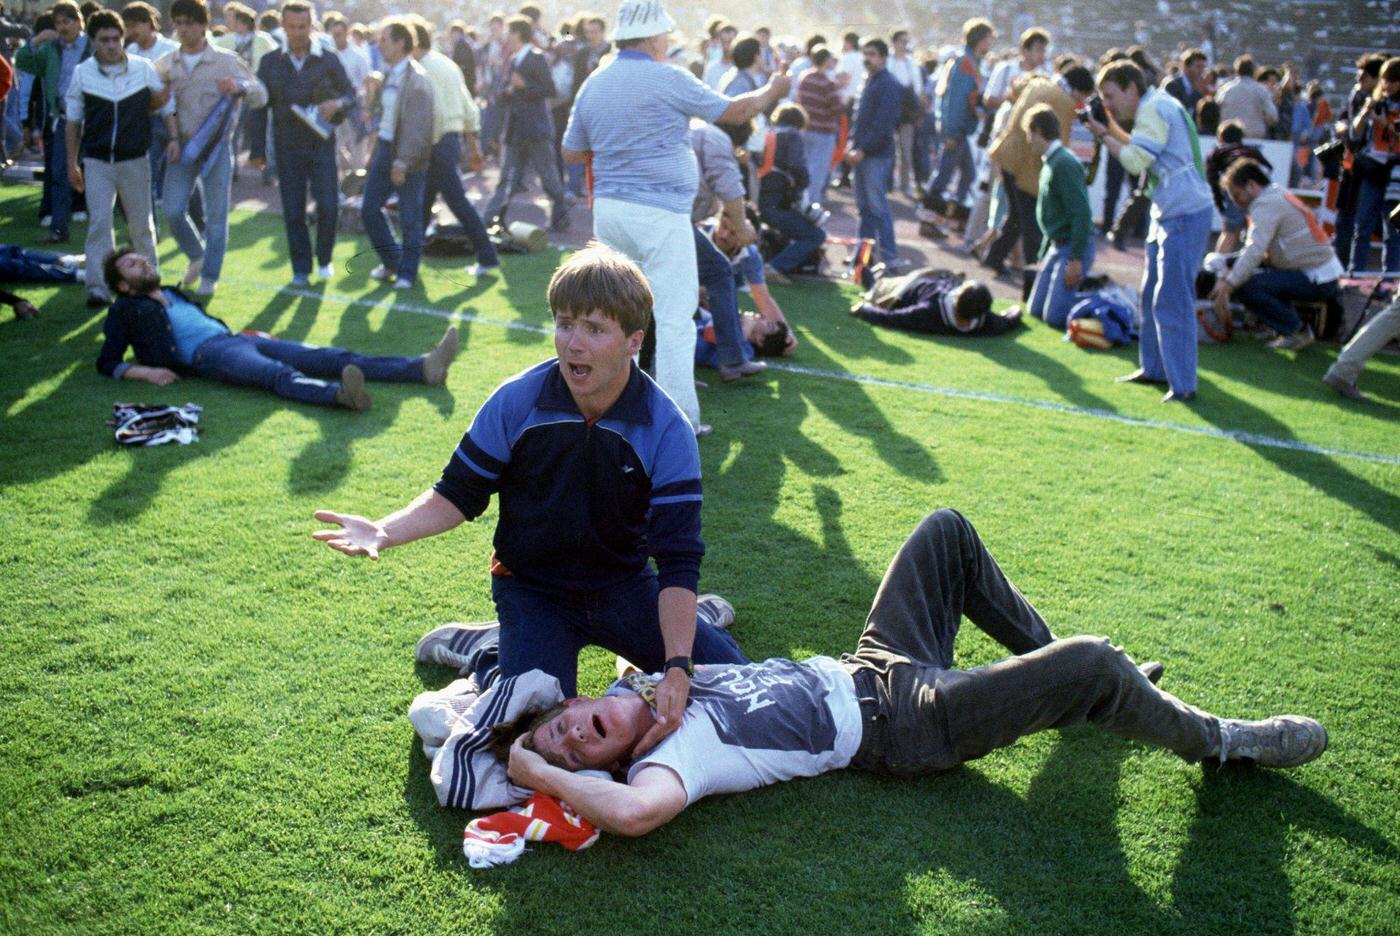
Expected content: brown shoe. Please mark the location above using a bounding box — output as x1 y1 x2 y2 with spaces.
334 364 371 411
423 325 460 385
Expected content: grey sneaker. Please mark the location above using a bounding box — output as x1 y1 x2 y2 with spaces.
697 594 736 631
181 256 203 288
415 622 501 670
334 364 371 411
1323 371 1368 401
1216 715 1328 768
422 325 459 385
719 359 768 383
1267 326 1315 351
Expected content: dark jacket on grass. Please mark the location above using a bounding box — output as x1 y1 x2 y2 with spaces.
96 288 229 378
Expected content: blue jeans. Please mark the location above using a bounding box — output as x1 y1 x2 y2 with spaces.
760 197 825 273
0 245 81 283
801 129 837 205
1139 208 1212 395
694 227 748 367
1234 268 1339 336
361 141 427 283
854 152 897 263
276 138 339 276
47 118 73 238
163 139 234 283
189 333 424 405
1030 239 1096 329
1349 173 1400 273
491 571 749 697
422 132 498 266
927 134 974 206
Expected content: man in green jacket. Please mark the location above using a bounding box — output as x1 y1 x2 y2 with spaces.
14 0 91 244
1025 104 1093 329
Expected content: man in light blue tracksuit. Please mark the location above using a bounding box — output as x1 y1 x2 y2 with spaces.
1088 61 1214 403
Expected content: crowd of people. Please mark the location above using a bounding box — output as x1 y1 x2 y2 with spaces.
0 0 1377 852
1 0 1395 412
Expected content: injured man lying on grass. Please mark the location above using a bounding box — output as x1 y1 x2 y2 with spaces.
411 509 1328 839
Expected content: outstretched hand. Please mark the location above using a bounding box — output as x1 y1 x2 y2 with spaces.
312 510 390 559
630 667 689 758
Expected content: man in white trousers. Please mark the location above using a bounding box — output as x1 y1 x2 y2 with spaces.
561 0 788 434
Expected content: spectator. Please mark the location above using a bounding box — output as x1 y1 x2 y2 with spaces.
156 0 268 301
986 65 1095 279
97 246 459 410
360 16 433 289
924 18 994 219
694 307 791 369
853 269 1018 337
63 9 168 306
1324 293 1400 401
796 47 842 206
561 0 788 433
707 210 796 349
14 0 91 245
325 12 371 174
845 36 903 268
408 17 499 280
720 33 764 97
1341 56 1400 274
701 21 736 90
1163 48 1208 120
886 28 921 197
446 19 477 96
1204 120 1271 253
0 245 86 319
482 15 569 232
121 3 178 223
785 33 826 97
690 117 768 379
1333 54 1386 269
1089 60 1214 403
565 13 609 195
1208 159 1342 351
253 1 353 286
213 1 277 170
758 103 825 278
1025 104 1094 329
1215 55 1277 140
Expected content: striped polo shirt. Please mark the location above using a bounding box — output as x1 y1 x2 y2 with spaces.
563 49 732 215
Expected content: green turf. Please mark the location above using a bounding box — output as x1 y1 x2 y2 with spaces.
2 186 1398 935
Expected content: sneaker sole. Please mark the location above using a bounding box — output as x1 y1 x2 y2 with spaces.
414 622 499 667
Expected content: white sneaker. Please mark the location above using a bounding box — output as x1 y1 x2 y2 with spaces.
195 278 216 298
394 276 413 289
697 594 736 630
39 215 52 227
369 265 393 281
468 262 501 277
317 263 334 279
181 257 204 289
73 210 87 222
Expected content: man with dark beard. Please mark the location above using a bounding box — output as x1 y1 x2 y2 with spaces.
95 246 459 410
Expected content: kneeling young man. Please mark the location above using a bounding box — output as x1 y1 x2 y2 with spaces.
97 246 459 410
474 509 1326 837
317 243 749 756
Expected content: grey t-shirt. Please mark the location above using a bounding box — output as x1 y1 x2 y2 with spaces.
623 656 862 804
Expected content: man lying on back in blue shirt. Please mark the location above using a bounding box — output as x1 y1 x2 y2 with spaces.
96 245 458 411
315 243 750 755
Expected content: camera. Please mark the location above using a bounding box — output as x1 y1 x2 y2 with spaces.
0 15 32 41
1077 95 1108 127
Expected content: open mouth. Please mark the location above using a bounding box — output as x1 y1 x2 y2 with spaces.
568 364 592 379
592 714 607 739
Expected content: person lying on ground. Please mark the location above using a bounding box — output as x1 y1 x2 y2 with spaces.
0 244 87 320
694 306 791 376
466 508 1326 837
95 245 458 410
852 268 1021 337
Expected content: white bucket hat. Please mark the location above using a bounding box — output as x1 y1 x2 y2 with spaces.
611 0 677 42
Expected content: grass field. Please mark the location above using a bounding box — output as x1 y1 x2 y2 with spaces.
2 184 1398 935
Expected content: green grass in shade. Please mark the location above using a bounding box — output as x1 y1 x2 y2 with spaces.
1 187 1397 935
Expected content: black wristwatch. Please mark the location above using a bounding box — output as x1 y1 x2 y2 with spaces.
663 655 693 677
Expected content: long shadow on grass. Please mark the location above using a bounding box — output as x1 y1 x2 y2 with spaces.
1194 377 1400 533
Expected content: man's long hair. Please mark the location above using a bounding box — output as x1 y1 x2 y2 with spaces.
485 702 568 763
